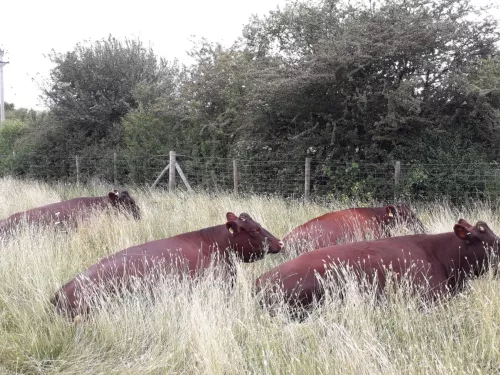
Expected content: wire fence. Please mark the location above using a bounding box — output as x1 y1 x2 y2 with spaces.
1 151 500 202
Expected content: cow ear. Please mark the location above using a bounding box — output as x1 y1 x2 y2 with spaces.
457 218 472 228
385 205 397 218
454 224 470 241
226 221 239 234
226 212 238 222
108 191 119 202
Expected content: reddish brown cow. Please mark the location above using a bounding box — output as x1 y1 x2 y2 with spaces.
283 204 424 252
0 190 140 237
257 219 498 312
52 212 283 318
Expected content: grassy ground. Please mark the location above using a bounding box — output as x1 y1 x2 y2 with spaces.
0 177 499 374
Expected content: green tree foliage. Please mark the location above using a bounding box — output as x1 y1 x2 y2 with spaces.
0 119 28 174
43 35 174 151
241 0 499 159
4 102 15 111
229 0 499 198
123 65 187 156
0 107 69 180
181 40 257 159
461 56 500 149
120 0 500 197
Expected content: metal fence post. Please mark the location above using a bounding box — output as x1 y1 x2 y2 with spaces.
305 157 311 203
394 160 401 201
113 152 117 186
75 156 80 186
233 159 238 196
169 151 176 192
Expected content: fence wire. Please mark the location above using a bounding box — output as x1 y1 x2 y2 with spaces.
1 152 500 202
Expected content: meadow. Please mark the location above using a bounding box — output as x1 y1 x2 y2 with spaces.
0 177 499 374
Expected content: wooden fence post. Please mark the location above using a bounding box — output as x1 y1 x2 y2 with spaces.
151 163 170 189
394 160 401 201
168 151 176 193
175 163 194 192
75 156 80 186
305 157 311 203
113 152 118 186
233 159 238 196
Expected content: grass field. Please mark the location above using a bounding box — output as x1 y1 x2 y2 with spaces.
0 177 500 374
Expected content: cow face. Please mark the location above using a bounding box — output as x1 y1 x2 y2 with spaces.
454 220 500 250
379 204 425 235
225 212 283 262
108 190 141 220
381 205 397 226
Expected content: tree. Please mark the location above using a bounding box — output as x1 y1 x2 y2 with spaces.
0 109 72 180
181 40 257 159
241 0 499 159
198 0 498 199
43 35 175 151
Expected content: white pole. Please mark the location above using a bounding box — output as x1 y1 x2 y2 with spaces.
0 49 9 124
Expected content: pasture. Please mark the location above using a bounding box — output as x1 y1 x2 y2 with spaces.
0 177 500 374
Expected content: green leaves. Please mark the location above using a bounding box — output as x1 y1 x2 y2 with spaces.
43 36 173 150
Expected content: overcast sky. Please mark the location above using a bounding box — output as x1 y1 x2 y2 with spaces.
1 0 498 110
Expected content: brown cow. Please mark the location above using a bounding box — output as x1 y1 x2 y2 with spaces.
283 204 425 252
257 219 498 313
52 212 283 318
0 190 140 237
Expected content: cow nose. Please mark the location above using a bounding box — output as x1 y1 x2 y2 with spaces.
278 240 284 248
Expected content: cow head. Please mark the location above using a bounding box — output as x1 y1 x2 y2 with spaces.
381 205 398 226
225 212 283 262
454 219 500 250
381 204 425 233
108 190 141 220
453 219 500 277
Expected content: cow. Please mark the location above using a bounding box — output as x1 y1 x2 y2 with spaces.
283 204 425 253
52 212 283 318
0 190 140 237
256 219 499 314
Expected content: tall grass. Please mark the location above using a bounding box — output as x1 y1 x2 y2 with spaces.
0 177 499 374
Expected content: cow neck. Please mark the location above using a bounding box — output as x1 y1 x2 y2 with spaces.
77 196 111 208
372 206 393 229
193 224 233 256
374 207 390 220
417 231 490 285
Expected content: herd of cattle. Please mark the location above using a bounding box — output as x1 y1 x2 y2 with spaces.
0 189 498 320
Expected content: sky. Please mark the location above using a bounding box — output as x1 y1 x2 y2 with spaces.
1 0 498 111
1 0 287 110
